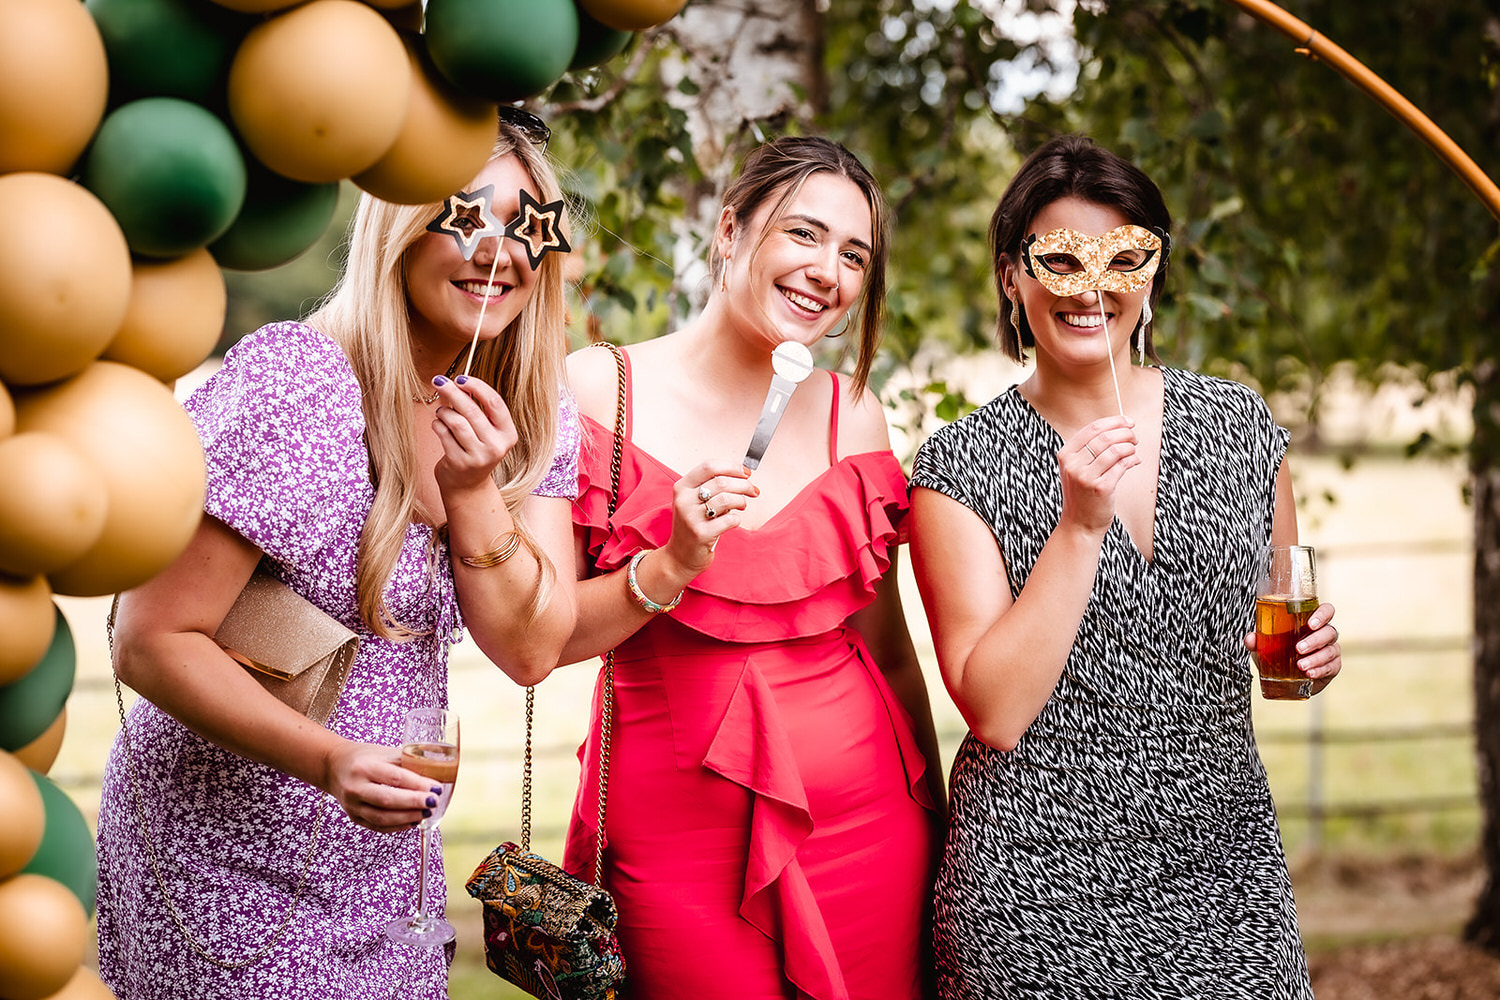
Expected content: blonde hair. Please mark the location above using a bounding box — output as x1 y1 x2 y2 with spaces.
306 125 572 640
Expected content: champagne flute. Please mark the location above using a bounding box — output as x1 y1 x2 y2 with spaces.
386 707 460 946
1252 545 1318 701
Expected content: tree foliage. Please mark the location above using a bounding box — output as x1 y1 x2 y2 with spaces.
543 0 1498 440
1044 2 1498 421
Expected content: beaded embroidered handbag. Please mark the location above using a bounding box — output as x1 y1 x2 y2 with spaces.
465 343 628 1000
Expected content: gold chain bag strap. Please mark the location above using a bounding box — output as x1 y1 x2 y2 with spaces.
108 567 358 969
466 342 628 1000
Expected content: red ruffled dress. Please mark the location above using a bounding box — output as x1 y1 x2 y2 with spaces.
565 363 938 1000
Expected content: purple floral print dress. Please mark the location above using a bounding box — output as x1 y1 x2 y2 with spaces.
95 321 580 999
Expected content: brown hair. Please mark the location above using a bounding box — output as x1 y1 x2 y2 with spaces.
710 136 890 394
989 134 1172 364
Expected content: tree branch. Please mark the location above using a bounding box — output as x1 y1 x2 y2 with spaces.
548 27 666 116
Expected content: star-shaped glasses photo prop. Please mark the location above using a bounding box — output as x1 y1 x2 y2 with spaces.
424 185 574 380
425 186 571 270
425 184 506 262
503 189 571 270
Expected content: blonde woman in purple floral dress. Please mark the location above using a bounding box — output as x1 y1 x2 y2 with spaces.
96 119 579 999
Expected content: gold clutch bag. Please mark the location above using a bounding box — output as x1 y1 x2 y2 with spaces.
213 568 359 727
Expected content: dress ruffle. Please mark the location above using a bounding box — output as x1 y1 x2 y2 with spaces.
702 655 842 999
573 414 907 644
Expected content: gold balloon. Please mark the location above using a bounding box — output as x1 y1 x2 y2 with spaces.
10 708 65 775
0 434 108 579
0 874 88 1000
15 362 205 597
578 0 686 31
353 40 497 205
0 0 109 175
228 0 412 184
0 382 13 439
0 753 44 878
32 965 115 1000
0 576 54 687
104 249 227 382
0 174 134 387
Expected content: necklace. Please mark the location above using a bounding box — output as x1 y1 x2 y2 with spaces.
411 353 467 404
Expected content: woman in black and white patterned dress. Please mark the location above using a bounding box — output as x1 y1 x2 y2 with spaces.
908 135 1342 999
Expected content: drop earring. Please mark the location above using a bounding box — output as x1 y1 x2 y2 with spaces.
1008 295 1024 345
1137 298 1153 366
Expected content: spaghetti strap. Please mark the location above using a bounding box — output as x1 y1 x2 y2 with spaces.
826 369 841 465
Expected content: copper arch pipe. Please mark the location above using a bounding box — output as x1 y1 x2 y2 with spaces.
1220 0 1500 222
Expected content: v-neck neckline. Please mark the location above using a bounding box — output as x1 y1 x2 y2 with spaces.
1010 367 1172 567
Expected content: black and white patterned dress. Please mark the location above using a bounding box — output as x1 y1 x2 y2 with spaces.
910 367 1312 999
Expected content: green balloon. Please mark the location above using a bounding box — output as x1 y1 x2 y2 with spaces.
21 771 97 917
571 9 632 70
86 0 249 106
0 607 73 752
209 164 339 272
82 98 247 259
425 0 579 102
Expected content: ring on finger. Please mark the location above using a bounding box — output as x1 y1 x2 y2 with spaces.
706 503 717 520
696 483 713 504
1085 445 1097 460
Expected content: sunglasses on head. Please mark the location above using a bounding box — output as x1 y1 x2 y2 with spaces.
498 105 550 152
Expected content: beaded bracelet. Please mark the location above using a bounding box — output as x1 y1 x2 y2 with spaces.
459 530 522 569
627 550 683 614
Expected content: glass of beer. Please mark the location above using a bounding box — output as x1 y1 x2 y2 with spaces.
386 707 459 946
1252 545 1318 700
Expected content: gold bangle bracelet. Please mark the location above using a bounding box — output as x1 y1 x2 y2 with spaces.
459 531 522 569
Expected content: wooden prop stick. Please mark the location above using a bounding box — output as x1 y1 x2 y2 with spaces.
1098 298 1126 419
461 249 503 379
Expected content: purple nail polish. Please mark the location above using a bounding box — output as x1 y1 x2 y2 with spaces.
421 808 432 818
432 375 448 387
455 375 468 385
430 785 442 795
425 795 437 808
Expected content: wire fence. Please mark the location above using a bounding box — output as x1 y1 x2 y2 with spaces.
51 535 1481 856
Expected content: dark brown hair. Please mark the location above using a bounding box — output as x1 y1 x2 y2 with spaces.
711 136 890 394
990 134 1172 363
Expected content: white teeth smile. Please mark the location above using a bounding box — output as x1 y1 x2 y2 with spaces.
457 281 507 297
1061 312 1105 328
781 288 826 313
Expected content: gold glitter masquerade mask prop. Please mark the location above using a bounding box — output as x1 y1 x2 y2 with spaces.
425 185 571 269
1021 224 1170 297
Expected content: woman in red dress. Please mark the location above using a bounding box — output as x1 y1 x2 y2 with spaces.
562 136 943 1000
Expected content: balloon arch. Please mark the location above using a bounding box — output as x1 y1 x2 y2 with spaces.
0 1 684 996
